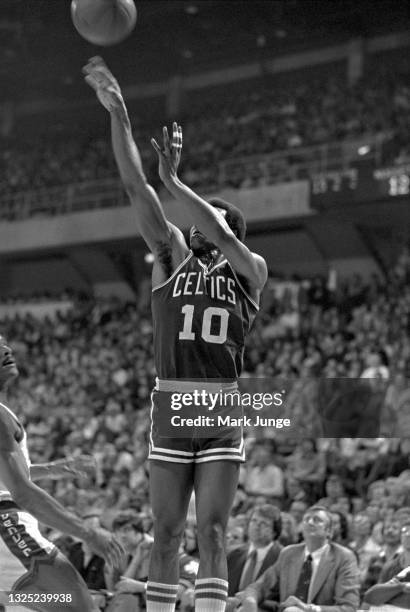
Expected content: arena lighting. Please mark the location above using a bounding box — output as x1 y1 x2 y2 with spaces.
144 253 154 264
185 4 198 14
358 145 371 155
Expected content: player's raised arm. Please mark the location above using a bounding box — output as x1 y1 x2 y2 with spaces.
0 412 124 569
152 123 267 292
83 57 188 271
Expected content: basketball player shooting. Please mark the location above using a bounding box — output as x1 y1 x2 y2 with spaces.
0 336 124 612
83 56 267 612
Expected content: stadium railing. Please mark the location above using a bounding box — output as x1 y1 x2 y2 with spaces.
0 133 390 221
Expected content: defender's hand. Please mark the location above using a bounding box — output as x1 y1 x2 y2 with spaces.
151 122 183 184
85 527 125 569
52 455 96 479
83 56 124 112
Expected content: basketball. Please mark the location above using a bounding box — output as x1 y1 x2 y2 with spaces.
71 0 137 47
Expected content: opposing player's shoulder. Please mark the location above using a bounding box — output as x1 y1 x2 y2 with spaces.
0 403 19 452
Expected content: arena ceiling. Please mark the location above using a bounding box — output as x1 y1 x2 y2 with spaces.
0 0 409 102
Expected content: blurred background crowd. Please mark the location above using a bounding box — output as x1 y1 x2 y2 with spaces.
1 56 410 203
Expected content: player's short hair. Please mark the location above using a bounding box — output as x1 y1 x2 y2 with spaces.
250 503 282 539
208 197 246 242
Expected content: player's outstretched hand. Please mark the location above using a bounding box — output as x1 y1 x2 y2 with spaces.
83 56 124 113
51 454 96 479
85 527 125 569
151 122 183 185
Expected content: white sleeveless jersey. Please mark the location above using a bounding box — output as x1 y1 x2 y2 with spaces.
0 402 31 501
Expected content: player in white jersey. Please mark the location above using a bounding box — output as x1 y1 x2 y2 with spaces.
0 336 124 611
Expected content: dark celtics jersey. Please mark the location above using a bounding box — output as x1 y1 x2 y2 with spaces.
152 251 259 380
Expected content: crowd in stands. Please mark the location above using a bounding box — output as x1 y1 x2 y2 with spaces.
0 57 409 213
0 246 409 608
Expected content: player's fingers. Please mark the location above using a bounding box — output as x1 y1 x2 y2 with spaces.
90 69 114 90
84 74 100 92
163 126 171 154
93 64 117 86
87 56 107 69
151 138 163 156
178 125 183 148
172 121 179 146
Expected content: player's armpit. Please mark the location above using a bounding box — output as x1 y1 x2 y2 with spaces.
152 224 190 284
0 448 31 500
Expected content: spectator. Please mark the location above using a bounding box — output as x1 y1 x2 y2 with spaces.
349 514 382 581
233 505 360 612
244 443 285 502
227 504 282 596
363 565 410 610
379 521 410 583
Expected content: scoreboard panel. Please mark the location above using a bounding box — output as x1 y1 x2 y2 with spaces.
310 164 410 209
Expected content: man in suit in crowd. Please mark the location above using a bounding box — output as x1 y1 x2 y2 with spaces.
231 505 360 612
227 504 283 596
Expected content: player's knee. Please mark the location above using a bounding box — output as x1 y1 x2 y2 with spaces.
153 519 184 551
197 521 225 553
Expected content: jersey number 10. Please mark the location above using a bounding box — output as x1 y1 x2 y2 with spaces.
179 305 229 344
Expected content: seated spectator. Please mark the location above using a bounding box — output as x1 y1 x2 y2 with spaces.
279 512 299 547
244 442 285 502
286 439 326 500
361 518 403 597
378 521 410 584
363 565 410 611
226 520 247 553
288 500 308 543
318 474 346 509
349 514 382 581
330 511 350 547
227 504 283 597
105 511 152 612
230 505 360 612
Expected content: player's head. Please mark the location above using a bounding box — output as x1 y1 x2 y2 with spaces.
189 198 246 254
0 335 18 389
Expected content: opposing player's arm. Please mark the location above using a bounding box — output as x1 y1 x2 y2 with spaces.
83 57 188 272
0 447 87 540
30 455 97 481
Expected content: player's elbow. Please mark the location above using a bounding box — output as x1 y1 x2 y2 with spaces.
216 225 237 250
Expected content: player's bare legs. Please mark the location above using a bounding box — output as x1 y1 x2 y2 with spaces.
194 461 240 611
147 460 194 611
